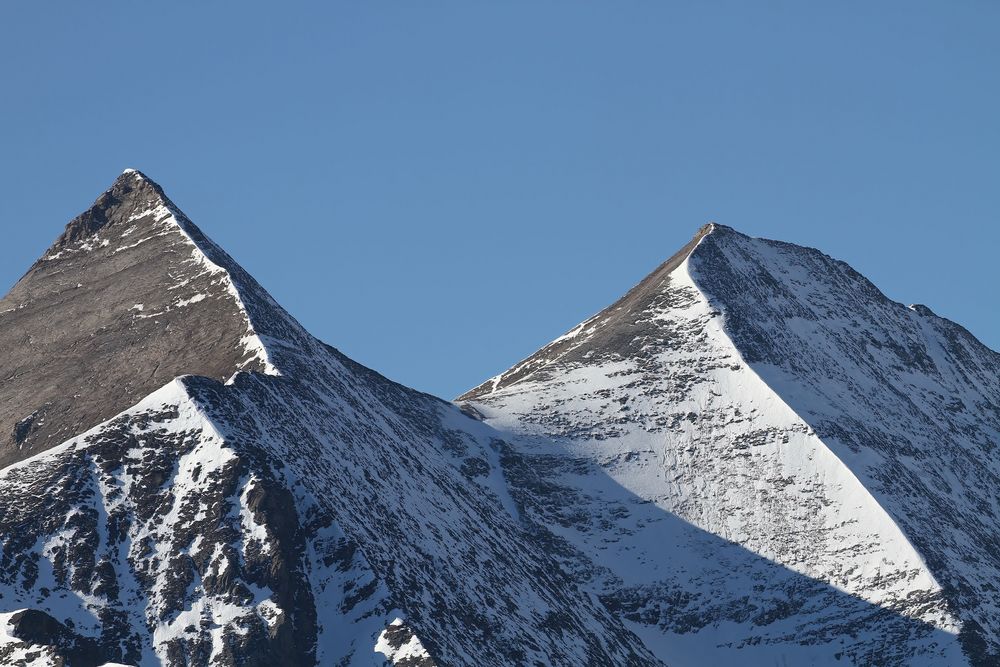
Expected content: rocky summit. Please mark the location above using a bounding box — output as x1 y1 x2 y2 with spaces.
0 172 997 666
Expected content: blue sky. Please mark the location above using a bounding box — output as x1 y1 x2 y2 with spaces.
1 2 997 399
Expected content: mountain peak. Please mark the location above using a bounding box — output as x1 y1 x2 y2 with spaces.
459 222 724 399
462 222 1000 663
0 170 304 467
909 303 936 316
51 168 171 254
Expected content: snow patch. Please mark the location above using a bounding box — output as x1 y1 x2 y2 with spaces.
374 618 433 666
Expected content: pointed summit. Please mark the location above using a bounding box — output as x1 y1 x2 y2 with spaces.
0 169 301 467
460 222 723 399
50 168 169 253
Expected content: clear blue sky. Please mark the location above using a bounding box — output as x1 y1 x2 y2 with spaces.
1 2 997 399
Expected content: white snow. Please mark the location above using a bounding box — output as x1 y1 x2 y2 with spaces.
175 293 207 307
374 618 433 665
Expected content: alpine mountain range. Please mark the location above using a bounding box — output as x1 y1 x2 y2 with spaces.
0 170 997 667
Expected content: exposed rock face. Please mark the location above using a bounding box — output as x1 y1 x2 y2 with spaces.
0 172 658 666
0 170 275 468
463 224 1000 666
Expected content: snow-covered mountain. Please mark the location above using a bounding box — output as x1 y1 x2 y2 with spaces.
1 174 997 667
461 223 1000 666
0 171 657 666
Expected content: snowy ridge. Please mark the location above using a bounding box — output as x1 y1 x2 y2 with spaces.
688 226 1000 662
672 250 949 605
0 341 660 665
0 375 413 666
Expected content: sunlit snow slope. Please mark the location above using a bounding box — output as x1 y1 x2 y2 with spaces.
462 223 1000 666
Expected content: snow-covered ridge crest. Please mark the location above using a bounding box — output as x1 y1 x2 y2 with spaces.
0 373 405 665
0 377 244 664
0 377 195 477
684 225 1000 660
682 227 947 600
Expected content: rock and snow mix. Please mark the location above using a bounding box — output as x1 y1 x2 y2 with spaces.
1 177 998 666
462 224 1000 665
0 171 656 667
